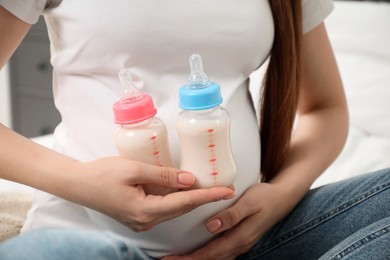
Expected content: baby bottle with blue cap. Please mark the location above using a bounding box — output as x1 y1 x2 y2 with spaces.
176 54 237 188
113 69 176 195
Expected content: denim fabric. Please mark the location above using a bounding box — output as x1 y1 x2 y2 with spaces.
239 168 390 260
0 169 389 260
0 229 152 260
318 217 390 260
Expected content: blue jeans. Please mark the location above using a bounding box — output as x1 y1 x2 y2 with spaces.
1 168 389 260
0 229 151 260
239 168 390 260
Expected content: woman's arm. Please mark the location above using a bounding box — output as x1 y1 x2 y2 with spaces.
165 22 348 259
0 6 233 231
269 20 348 208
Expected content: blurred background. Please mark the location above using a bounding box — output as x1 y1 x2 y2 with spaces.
0 17 60 138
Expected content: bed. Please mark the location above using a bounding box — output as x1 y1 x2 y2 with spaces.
1 0 390 242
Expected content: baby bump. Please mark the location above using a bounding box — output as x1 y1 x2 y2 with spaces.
106 92 263 258
87 171 259 258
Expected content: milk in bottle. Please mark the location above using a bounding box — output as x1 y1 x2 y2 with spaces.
113 69 176 195
176 54 237 188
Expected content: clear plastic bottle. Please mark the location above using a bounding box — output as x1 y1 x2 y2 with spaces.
113 69 176 195
176 54 237 188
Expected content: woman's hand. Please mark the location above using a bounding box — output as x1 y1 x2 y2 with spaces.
68 157 234 232
163 182 294 260
0 124 233 233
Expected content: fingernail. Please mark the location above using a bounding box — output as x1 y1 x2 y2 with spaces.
207 219 222 233
178 172 195 185
223 191 236 200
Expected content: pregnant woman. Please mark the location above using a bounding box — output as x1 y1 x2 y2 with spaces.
0 0 389 259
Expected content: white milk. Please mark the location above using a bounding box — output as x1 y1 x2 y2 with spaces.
176 107 237 188
115 118 175 167
114 118 176 196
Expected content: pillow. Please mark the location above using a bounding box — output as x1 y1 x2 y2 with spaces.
326 1 390 138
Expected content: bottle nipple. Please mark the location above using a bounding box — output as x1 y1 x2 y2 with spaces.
188 54 209 89
118 69 142 101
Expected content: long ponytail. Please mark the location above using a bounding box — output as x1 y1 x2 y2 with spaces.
260 0 302 181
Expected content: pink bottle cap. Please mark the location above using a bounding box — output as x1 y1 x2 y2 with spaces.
113 69 157 124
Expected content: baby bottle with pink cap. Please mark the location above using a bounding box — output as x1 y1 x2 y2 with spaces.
113 69 176 195
176 54 237 189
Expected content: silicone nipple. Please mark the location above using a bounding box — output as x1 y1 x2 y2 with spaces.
118 69 142 101
188 54 209 88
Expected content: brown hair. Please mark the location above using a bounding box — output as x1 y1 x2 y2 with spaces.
260 0 302 181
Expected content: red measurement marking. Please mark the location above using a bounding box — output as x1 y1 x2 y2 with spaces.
150 135 162 166
207 129 218 183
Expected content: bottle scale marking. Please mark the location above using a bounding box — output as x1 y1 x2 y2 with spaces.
150 135 163 166
207 129 218 183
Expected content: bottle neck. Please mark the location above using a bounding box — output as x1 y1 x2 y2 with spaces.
120 117 154 128
184 106 219 115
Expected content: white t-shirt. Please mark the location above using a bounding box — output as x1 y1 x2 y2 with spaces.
1 0 334 257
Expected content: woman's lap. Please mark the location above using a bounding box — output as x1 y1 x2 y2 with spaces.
0 229 151 260
239 168 390 259
1 168 389 260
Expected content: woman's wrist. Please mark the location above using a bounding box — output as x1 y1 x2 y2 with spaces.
38 158 85 201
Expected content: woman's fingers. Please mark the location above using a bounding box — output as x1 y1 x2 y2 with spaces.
163 217 260 260
206 186 260 234
120 161 234 230
128 161 196 188
145 187 234 223
181 216 260 260
126 187 234 232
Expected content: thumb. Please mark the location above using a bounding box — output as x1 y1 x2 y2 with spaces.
131 162 196 188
